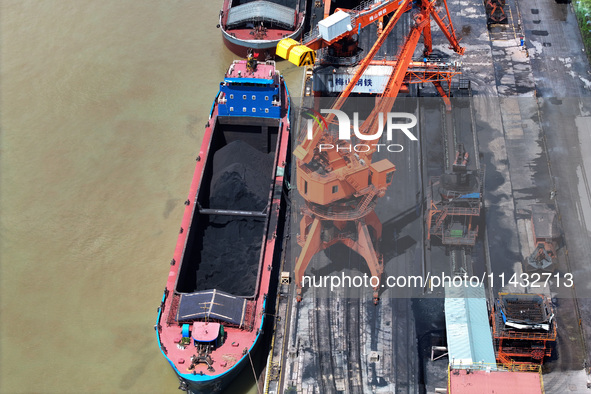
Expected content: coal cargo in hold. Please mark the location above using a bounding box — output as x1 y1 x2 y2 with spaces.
175 122 279 297
210 140 274 211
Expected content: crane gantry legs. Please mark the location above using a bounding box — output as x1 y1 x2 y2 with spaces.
295 211 383 303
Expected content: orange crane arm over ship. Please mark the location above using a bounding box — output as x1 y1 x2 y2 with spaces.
295 0 464 165
293 0 413 162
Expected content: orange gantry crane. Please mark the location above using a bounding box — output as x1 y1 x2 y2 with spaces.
286 0 465 303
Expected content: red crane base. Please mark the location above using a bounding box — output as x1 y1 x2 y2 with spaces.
294 211 383 304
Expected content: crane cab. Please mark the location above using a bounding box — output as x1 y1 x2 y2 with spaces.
369 159 396 189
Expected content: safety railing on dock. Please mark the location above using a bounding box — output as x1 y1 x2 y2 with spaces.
449 362 542 373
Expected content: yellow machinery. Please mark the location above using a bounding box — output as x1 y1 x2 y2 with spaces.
276 38 316 67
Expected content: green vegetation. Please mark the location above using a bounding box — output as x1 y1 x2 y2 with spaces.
574 0 591 62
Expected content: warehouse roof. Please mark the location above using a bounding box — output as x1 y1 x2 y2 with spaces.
445 283 497 368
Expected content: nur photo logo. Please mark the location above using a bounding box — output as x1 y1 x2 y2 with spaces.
302 108 418 153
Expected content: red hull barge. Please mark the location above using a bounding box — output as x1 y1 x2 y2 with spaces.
220 0 307 59
156 59 290 393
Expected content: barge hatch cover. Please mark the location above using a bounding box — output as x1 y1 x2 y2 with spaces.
226 1 296 30
176 289 248 327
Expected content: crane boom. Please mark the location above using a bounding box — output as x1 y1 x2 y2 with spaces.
293 0 412 163
430 5 465 55
356 18 425 150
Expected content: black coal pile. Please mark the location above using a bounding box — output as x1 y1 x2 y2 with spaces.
197 216 264 296
209 140 274 211
196 140 274 296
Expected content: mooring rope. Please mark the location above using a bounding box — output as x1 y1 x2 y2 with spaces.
248 350 262 394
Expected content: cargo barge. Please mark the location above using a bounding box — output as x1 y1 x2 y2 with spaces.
219 0 307 58
155 59 290 393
